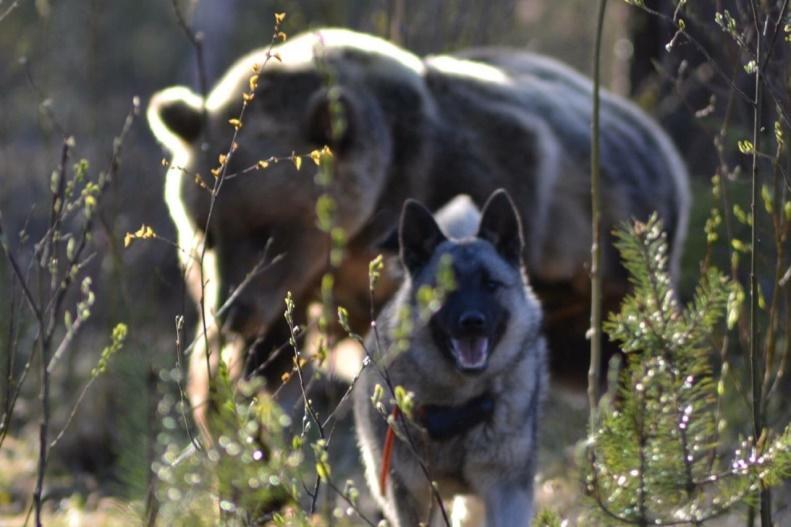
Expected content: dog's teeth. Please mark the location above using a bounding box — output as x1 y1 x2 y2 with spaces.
450 337 489 369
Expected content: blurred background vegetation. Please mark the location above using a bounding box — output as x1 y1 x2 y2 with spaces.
1 0 784 525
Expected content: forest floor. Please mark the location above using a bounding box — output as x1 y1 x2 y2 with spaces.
2 378 790 526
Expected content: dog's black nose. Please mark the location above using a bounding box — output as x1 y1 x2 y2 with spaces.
459 310 486 331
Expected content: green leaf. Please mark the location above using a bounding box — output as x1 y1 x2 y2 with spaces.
726 282 744 330
737 139 754 154
775 121 784 148
761 185 774 215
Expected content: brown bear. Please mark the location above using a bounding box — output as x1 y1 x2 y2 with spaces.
147 28 689 438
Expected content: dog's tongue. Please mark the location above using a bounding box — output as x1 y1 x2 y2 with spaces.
449 337 489 370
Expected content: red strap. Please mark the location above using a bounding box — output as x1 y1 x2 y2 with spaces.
379 405 401 496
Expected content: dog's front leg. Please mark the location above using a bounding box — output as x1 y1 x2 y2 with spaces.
482 482 534 527
384 473 432 527
448 495 485 527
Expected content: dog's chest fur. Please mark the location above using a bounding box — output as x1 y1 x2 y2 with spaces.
396 346 544 495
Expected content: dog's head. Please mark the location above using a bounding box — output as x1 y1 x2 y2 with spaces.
398 189 542 378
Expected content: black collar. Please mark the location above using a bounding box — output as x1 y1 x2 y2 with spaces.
416 392 495 441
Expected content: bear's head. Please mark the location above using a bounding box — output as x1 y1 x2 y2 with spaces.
147 29 434 339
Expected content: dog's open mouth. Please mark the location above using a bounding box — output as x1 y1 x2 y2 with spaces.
448 336 490 372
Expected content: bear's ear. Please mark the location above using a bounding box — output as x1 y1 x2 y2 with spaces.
304 87 355 154
374 226 400 254
477 189 525 266
399 199 447 275
147 86 204 148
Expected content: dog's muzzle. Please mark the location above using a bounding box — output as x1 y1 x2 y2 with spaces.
449 336 490 370
447 310 492 372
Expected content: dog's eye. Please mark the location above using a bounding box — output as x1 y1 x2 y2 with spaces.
483 276 503 291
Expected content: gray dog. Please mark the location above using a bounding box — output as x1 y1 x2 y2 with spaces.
354 190 548 527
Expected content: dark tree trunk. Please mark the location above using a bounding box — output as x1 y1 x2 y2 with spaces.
625 1 753 178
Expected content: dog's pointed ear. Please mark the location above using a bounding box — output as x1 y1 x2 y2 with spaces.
147 86 204 147
399 200 447 274
477 189 524 266
305 87 355 154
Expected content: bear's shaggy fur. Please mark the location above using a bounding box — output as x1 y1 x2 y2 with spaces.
148 28 689 437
